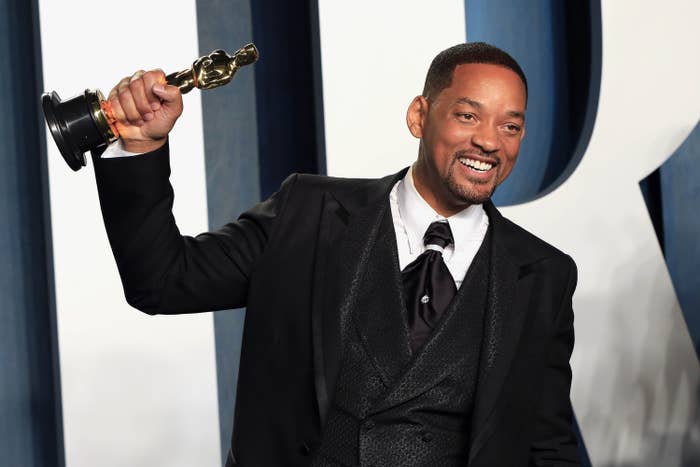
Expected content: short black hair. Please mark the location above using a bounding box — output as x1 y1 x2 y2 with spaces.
422 42 528 100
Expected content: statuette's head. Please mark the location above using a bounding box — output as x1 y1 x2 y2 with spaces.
233 44 259 67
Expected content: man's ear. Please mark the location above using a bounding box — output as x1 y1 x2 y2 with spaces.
406 96 428 138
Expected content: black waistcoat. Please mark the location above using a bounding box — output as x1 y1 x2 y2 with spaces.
312 209 492 466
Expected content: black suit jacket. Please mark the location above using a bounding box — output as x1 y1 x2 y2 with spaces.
93 144 580 466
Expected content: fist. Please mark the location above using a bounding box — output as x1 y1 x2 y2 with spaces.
107 69 184 153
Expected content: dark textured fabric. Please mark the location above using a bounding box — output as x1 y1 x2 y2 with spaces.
402 221 457 353
311 211 492 466
94 150 581 465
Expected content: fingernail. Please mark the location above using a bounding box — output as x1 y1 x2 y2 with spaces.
150 102 161 111
136 119 145 126
143 112 154 121
153 84 165 93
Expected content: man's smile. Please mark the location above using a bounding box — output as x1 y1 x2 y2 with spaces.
458 156 495 173
453 152 500 184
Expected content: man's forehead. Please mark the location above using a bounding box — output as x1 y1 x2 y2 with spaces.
450 63 525 86
441 64 527 109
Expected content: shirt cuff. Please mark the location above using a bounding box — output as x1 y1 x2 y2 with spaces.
100 139 143 158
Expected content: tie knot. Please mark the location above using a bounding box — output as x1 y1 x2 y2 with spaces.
423 221 454 250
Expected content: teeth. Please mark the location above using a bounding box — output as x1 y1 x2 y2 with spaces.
459 157 493 172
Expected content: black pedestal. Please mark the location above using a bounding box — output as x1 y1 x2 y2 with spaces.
41 90 109 171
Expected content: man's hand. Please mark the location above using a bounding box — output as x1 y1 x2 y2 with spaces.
107 69 183 153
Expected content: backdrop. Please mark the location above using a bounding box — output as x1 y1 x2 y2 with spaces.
1 0 698 466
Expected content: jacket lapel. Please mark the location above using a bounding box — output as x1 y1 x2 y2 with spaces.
310 170 407 425
350 205 412 388
467 201 536 462
310 191 346 425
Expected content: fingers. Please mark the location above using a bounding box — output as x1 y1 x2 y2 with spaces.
106 68 182 147
119 71 145 125
128 70 152 122
108 69 169 126
107 76 131 126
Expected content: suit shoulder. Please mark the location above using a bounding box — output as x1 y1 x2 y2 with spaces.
293 172 386 188
285 172 397 198
496 212 576 269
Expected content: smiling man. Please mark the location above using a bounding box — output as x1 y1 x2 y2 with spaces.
409 53 526 215
94 42 580 466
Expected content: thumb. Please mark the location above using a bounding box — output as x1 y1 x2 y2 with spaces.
152 83 182 107
152 83 183 120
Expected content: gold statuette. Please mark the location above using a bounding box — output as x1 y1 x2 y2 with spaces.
41 43 259 171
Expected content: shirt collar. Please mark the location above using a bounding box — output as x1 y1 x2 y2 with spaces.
397 165 488 254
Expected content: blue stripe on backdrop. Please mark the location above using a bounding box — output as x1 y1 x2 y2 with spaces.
0 0 64 466
660 121 700 358
465 2 599 464
250 0 325 197
195 1 260 463
641 121 700 360
196 0 324 462
465 0 600 207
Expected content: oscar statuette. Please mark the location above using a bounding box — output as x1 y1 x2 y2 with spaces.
41 43 258 171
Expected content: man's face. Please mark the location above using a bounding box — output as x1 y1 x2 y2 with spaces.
408 63 527 215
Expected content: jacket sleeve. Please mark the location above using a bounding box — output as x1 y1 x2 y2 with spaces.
92 142 295 315
529 256 582 466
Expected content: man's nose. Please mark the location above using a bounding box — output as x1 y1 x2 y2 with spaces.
471 124 499 153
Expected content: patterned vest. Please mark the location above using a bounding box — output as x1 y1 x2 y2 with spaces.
311 215 492 466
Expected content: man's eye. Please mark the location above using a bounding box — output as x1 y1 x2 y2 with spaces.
457 113 475 121
504 124 521 134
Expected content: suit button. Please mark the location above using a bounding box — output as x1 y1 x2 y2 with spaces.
364 420 375 431
421 432 433 442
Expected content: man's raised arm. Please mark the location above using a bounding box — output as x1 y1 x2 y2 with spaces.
91 69 289 315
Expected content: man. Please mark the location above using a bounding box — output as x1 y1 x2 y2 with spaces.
95 43 580 465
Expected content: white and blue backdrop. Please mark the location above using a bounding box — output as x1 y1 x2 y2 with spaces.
2 0 699 466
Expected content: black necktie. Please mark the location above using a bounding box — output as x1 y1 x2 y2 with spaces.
401 221 457 353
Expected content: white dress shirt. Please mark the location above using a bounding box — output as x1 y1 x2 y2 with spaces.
101 139 141 158
389 166 489 289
